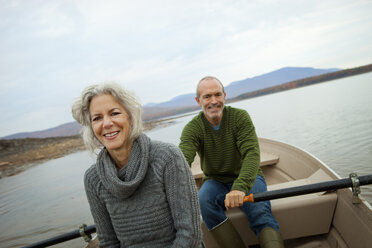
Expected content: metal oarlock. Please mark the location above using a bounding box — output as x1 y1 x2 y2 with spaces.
349 173 361 204
79 224 93 243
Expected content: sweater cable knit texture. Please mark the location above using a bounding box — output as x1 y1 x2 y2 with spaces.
84 134 203 247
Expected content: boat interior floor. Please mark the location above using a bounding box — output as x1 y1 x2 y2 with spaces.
282 229 348 248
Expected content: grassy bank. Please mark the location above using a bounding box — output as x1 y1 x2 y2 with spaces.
0 117 184 178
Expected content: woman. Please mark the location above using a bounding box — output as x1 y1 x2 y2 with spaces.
71 82 203 247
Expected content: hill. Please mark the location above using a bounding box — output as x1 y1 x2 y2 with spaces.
143 67 339 109
2 64 372 140
231 63 372 102
0 118 181 177
0 135 85 177
225 66 339 98
4 121 82 139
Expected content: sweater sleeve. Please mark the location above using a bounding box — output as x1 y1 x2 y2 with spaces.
163 145 203 248
84 168 120 248
179 120 201 166
231 111 261 194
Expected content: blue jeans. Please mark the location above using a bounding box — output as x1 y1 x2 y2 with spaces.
198 175 279 236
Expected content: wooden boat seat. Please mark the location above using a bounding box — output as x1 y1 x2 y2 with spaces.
227 170 337 245
191 152 279 189
197 168 338 246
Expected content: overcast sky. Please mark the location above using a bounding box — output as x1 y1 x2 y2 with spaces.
0 0 371 137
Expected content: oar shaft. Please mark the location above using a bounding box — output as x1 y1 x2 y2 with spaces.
244 174 372 203
22 225 96 248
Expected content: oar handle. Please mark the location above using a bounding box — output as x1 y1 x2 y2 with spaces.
243 174 372 203
243 194 254 203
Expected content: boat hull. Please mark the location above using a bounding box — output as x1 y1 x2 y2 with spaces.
86 138 372 248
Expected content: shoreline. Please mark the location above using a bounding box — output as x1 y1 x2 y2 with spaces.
0 115 193 178
3 65 371 178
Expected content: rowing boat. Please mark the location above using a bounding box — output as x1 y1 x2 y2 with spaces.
23 138 372 248
85 137 372 248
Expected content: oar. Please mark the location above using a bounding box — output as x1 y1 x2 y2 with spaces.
244 174 372 203
21 224 96 248
21 174 372 248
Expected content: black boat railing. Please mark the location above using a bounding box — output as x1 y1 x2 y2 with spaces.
21 224 96 248
22 173 372 248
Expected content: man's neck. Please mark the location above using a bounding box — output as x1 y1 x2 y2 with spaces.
206 115 222 127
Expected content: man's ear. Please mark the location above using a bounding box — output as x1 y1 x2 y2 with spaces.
195 96 201 106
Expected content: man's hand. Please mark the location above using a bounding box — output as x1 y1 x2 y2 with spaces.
224 190 246 210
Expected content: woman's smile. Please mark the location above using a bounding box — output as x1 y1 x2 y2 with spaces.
104 131 120 138
89 94 132 153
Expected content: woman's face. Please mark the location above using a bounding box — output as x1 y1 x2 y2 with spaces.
89 94 132 153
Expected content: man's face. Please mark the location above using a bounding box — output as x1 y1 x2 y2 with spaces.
195 79 226 125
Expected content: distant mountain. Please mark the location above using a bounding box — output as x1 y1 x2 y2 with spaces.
233 64 372 102
144 67 339 109
225 67 339 99
144 93 196 108
3 121 82 139
2 66 347 139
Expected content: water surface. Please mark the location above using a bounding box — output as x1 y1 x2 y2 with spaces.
1 73 371 248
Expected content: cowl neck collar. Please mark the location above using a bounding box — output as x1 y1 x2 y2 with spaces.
96 134 150 199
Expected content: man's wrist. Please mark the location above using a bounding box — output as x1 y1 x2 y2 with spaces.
231 184 248 194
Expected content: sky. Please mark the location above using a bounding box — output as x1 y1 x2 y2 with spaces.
0 0 371 137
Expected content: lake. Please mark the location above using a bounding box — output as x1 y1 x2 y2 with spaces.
1 72 372 248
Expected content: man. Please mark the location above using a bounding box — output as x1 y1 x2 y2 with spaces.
179 76 284 248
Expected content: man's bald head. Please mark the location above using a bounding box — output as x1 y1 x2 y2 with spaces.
196 76 225 98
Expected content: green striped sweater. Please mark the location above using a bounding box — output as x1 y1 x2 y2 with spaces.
179 106 263 194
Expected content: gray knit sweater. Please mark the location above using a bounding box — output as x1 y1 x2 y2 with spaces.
84 134 203 248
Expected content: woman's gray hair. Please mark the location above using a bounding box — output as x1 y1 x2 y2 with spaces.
71 82 143 153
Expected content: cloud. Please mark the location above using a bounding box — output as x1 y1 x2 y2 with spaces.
3 105 72 137
0 0 372 137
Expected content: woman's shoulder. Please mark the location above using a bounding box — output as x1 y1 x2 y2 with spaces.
149 139 181 158
84 163 100 186
148 139 188 172
148 139 190 177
